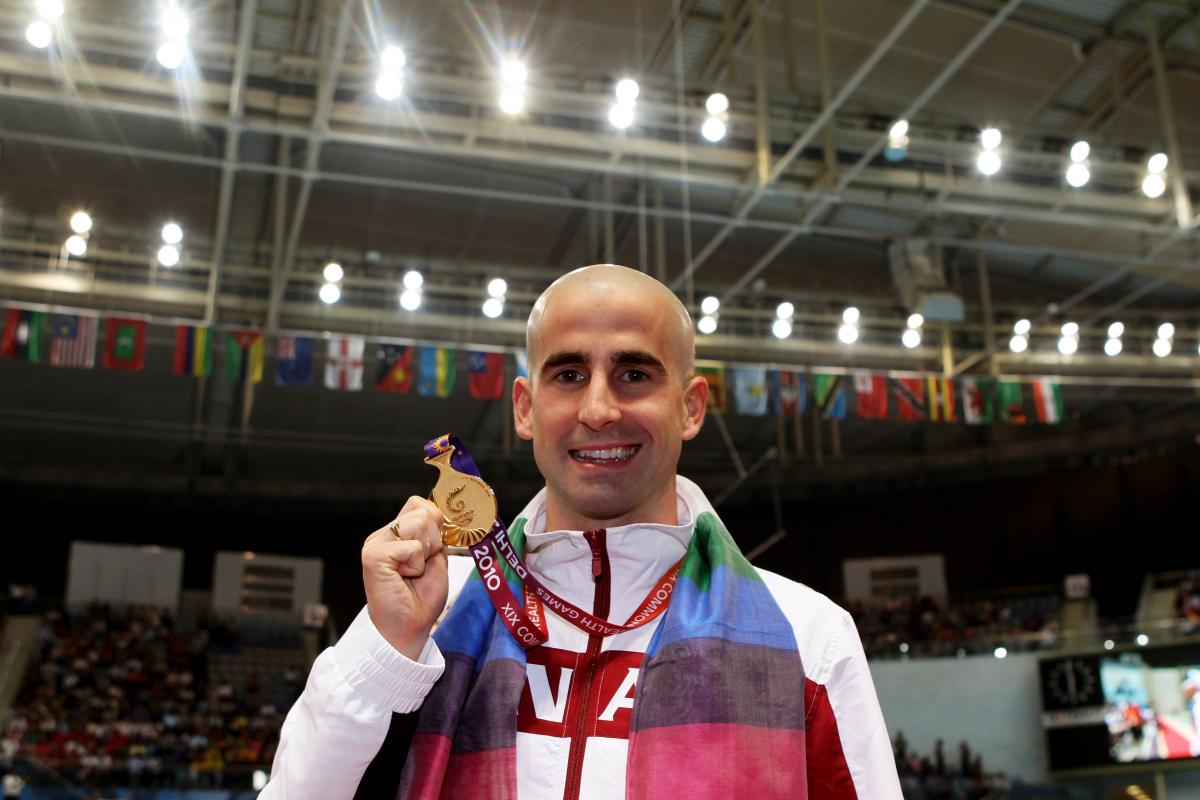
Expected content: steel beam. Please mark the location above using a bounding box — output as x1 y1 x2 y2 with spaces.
1144 9 1193 229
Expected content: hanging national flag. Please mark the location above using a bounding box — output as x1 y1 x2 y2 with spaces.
697 364 726 413
996 380 1026 424
926 377 957 423
960 377 994 425
325 335 365 391
49 314 97 369
468 351 505 399
274 336 314 386
376 344 414 393
892 377 927 422
1031 378 1064 424
515 349 529 379
854 372 888 419
733 367 769 416
418 347 456 397
2 309 46 363
814 373 846 420
225 331 264 383
102 317 147 371
770 370 805 416
173 325 214 377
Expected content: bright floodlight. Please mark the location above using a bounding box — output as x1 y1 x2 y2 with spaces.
375 72 403 101
772 319 792 340
902 329 921 349
161 5 189 39
25 20 52 48
889 119 909 140
252 771 268 792
1153 338 1171 358
380 45 406 71
1061 321 1079 337
700 296 720 315
1107 321 1124 339
1013 318 1031 336
500 59 527 86
979 127 1002 151
1142 173 1166 198
69 211 93 234
1103 639 1115 650
156 41 184 69
705 92 729 116
776 301 794 319
608 102 634 130
65 235 87 257
1058 335 1078 356
161 222 183 244
1066 163 1090 188
1104 338 1122 357
993 646 1008 659
1009 335 1028 353
402 270 423 290
837 323 859 344
697 315 717 334
1147 152 1168 174
1136 633 1149 647
157 244 180 267
323 262 344 283
615 78 639 104
976 150 1001 176
487 278 508 298
399 288 421 310
1157 322 1175 340
319 282 340 304
1069 141 1090 163
906 313 924 329
35 0 63 20
482 297 504 318
701 117 727 143
498 89 525 115
842 306 860 325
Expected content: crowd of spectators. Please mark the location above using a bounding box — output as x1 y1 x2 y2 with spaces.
850 593 1060 659
892 733 1011 800
2 605 303 790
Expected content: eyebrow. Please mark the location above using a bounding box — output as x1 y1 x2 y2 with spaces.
539 349 667 376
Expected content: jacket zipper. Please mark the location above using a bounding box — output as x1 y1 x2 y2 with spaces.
562 528 609 800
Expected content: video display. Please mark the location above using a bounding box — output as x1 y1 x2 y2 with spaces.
1101 650 1200 762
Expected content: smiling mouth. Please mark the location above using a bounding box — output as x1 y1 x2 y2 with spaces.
569 445 640 465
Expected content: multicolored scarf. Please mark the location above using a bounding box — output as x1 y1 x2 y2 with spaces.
396 508 807 799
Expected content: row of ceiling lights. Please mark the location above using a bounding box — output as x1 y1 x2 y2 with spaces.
317 262 509 318
59 210 184 266
1009 318 1193 357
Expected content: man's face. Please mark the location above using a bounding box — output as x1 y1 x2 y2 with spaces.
513 286 707 531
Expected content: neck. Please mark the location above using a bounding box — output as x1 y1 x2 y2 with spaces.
542 481 680 532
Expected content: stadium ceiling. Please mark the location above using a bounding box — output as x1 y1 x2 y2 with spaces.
1 0 1199 374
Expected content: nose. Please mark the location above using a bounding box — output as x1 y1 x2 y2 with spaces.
578 374 621 430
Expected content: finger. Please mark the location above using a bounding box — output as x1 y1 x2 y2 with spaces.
367 538 426 578
400 495 445 528
383 511 444 560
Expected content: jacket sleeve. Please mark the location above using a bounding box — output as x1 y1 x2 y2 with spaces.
804 611 902 800
259 607 444 800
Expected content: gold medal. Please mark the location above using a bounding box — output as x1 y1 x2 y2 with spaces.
425 442 497 550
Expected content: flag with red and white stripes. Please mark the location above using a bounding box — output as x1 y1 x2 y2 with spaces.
49 314 97 368
324 335 365 391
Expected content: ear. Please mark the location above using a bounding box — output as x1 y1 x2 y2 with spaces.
513 376 534 441
680 375 708 441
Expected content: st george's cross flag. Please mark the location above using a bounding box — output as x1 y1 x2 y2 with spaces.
733 367 769 416
49 314 97 368
2 309 46 362
377 344 414 393
468 351 505 399
854 372 888 419
770 370 804 416
325 335 365 391
274 336 314 386
960 377 994 425
892 377 927 422
102 317 147 371
1031 378 1064 424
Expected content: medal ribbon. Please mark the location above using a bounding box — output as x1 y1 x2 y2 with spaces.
424 435 681 649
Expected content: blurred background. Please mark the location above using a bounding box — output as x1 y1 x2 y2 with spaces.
1 0 1200 797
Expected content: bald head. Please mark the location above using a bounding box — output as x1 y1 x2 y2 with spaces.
526 264 695 382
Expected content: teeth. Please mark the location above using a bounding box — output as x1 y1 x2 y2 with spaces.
572 446 637 462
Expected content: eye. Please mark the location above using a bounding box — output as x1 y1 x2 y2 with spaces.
553 368 585 383
621 368 650 383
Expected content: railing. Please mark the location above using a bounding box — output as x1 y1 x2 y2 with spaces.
5 754 270 793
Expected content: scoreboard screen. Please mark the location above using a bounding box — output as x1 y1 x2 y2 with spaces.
1041 643 1200 771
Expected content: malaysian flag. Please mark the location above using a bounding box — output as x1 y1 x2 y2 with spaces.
49 314 97 368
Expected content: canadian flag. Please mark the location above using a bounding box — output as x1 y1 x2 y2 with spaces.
324 335 365 391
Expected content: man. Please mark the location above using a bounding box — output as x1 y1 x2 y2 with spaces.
263 265 900 799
